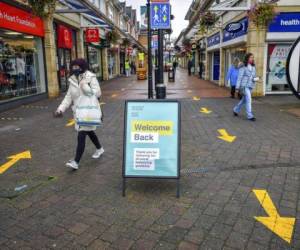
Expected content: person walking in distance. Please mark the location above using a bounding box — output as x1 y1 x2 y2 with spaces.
233 53 259 121
226 57 241 98
54 59 104 170
125 59 130 77
188 59 193 76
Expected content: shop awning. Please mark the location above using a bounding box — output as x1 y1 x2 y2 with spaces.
59 0 111 29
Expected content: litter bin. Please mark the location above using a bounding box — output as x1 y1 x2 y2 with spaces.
156 84 166 99
168 67 175 82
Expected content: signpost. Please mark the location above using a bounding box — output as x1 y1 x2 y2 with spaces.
286 36 300 99
150 2 171 29
122 100 181 197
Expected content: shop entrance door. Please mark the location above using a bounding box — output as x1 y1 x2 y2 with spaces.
57 48 72 92
213 51 220 81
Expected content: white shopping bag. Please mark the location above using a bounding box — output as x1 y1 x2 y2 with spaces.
75 95 102 126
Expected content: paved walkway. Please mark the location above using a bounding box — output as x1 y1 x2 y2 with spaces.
0 70 300 249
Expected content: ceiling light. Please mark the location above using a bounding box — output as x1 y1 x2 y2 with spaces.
4 31 22 35
24 36 34 39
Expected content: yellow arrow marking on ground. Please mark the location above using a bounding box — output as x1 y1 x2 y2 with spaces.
66 119 75 127
193 96 200 101
217 129 236 143
200 108 212 114
253 189 296 244
0 151 31 174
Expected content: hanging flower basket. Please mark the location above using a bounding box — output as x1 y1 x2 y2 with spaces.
200 11 218 30
106 30 121 44
248 3 277 28
27 0 57 18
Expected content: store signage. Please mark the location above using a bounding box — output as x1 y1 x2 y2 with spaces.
123 100 181 194
100 40 110 48
268 12 300 33
286 36 300 99
85 28 100 43
0 2 44 37
58 25 73 49
225 22 243 33
223 18 248 43
207 32 220 47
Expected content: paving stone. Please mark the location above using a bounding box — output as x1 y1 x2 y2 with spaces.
226 231 249 249
87 239 111 250
200 236 225 250
178 241 199 250
68 222 90 235
161 227 187 244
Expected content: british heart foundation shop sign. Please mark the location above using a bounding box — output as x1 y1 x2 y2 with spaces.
0 2 44 37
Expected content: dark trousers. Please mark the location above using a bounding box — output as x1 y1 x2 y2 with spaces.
188 68 191 76
75 131 101 163
231 86 236 98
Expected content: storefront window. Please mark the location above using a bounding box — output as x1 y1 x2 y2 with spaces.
87 45 102 80
0 29 46 102
266 44 291 92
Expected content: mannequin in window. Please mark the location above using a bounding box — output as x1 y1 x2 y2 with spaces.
16 53 26 95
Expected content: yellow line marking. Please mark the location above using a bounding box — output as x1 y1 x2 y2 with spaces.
99 102 106 106
217 129 236 143
0 151 31 174
200 108 212 114
66 119 75 127
193 96 200 101
111 94 118 98
253 189 296 244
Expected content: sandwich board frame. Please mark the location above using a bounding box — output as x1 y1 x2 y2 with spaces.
122 100 181 198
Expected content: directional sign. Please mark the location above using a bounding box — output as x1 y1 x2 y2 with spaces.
200 108 212 114
286 36 300 99
218 129 236 143
0 151 31 174
150 2 171 29
253 189 296 244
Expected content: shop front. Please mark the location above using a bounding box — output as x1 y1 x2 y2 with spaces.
84 28 103 81
198 39 206 79
222 17 248 87
265 12 300 94
207 32 221 83
54 23 78 92
0 1 46 107
108 44 119 79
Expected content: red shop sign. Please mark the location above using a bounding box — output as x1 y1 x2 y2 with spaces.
0 2 44 37
85 28 100 43
58 25 73 49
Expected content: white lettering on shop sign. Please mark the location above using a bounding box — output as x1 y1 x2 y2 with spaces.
131 132 159 143
281 19 300 26
0 11 37 29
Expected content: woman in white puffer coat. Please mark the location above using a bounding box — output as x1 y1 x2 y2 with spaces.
54 59 104 170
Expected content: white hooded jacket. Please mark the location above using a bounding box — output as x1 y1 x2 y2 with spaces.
57 71 101 131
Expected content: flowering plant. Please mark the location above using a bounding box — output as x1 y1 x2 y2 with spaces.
248 2 277 28
27 0 57 18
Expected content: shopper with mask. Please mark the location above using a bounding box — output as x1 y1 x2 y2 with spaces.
54 59 104 170
233 53 259 121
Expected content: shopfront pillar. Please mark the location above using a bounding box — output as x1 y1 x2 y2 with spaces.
77 29 85 59
102 48 109 81
219 47 226 87
247 25 266 96
44 16 59 98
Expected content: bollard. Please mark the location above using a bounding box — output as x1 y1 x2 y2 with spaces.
156 84 166 99
168 67 175 82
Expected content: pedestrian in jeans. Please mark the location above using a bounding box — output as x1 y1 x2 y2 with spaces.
125 59 130 77
54 59 104 170
226 57 240 98
233 53 259 121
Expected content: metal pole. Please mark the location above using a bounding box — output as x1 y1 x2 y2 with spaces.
147 0 153 99
158 29 164 84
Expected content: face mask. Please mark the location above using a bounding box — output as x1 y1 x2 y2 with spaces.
72 69 84 76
